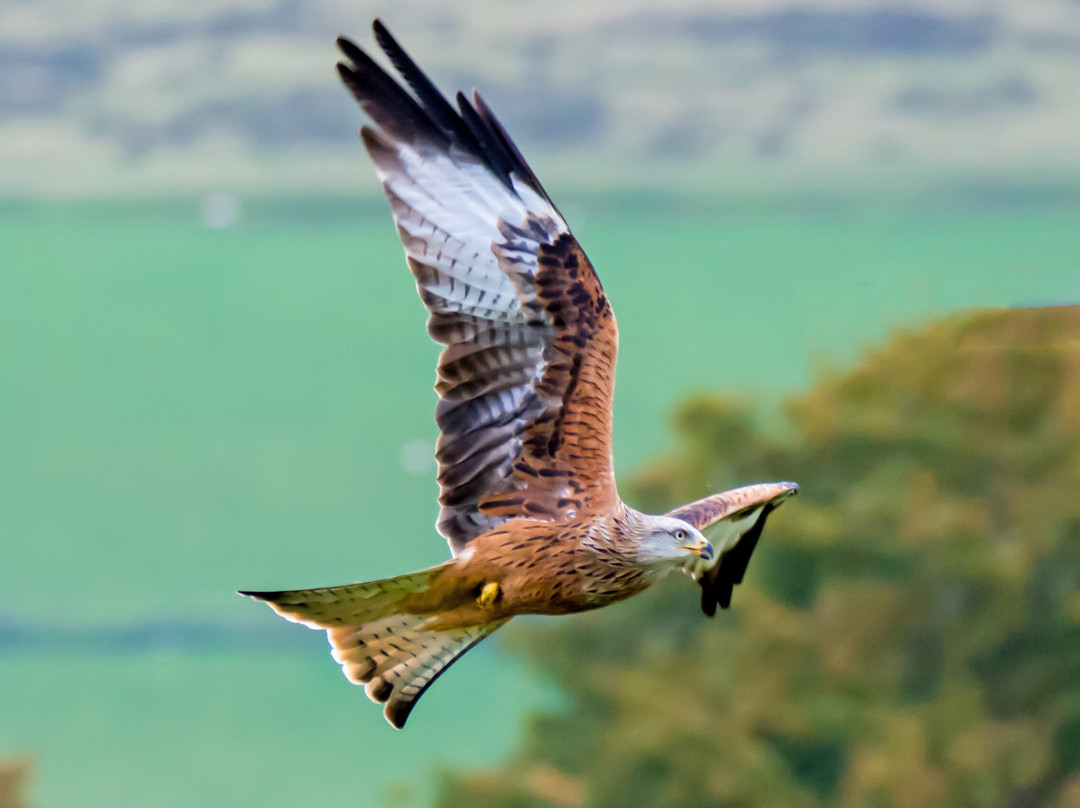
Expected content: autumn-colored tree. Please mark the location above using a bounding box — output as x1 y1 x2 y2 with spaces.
437 306 1080 808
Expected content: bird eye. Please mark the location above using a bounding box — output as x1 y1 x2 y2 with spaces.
674 529 686 541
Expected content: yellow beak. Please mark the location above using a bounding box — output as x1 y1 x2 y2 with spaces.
681 536 715 562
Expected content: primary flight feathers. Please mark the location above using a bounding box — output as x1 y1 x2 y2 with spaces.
242 20 797 728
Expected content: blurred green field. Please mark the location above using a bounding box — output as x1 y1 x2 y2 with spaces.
1 198 1078 807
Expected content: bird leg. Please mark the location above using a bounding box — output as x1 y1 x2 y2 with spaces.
477 581 500 609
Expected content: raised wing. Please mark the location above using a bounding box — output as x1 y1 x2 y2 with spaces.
667 482 798 616
338 22 619 554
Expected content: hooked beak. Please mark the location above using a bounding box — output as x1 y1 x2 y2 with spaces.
681 535 714 562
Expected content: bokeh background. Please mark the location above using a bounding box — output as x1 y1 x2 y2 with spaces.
2 1 1078 806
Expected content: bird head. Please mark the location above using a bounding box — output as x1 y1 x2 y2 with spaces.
635 515 715 575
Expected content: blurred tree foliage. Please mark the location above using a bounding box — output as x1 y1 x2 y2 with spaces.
0 757 32 808
436 306 1080 808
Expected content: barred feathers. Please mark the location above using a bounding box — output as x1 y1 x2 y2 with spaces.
241 570 505 728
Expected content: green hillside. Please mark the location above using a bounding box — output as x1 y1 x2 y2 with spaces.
2 202 1078 807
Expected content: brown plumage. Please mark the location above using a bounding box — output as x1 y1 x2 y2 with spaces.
241 20 798 729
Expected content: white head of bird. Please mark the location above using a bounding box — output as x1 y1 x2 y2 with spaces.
635 515 715 575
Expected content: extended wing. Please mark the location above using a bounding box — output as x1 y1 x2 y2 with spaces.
667 482 798 616
338 22 619 554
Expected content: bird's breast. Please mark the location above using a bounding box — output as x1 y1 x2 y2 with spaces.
460 520 651 616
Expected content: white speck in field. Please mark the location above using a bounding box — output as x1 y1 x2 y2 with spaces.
201 192 240 229
401 439 434 476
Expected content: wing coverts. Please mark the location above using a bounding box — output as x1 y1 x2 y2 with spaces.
338 22 619 554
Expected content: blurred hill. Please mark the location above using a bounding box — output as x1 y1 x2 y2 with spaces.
435 305 1080 808
3 0 1080 200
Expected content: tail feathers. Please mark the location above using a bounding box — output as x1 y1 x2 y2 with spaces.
239 566 442 628
329 616 507 728
240 566 506 728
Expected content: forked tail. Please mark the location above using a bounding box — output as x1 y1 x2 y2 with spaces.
240 567 506 728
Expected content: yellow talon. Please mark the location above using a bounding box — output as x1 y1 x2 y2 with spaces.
477 581 500 609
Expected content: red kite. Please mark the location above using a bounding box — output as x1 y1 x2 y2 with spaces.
242 21 797 729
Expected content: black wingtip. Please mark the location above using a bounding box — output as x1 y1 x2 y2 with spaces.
700 587 718 618
336 35 361 63
697 500 781 616
372 18 395 50
333 19 552 206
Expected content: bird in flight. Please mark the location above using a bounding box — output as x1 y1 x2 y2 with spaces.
241 20 797 729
